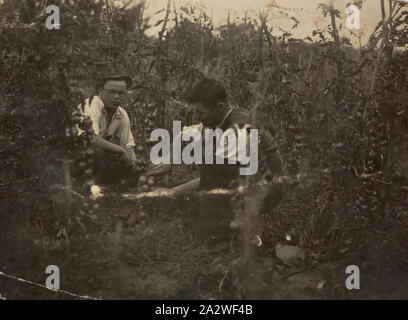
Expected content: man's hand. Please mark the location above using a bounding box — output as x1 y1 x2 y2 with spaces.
119 148 134 167
146 163 172 177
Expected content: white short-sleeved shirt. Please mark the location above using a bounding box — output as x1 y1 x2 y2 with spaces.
77 95 135 149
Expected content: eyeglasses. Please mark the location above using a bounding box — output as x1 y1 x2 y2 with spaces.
104 89 127 97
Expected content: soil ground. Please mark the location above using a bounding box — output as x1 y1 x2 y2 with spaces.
1 166 408 300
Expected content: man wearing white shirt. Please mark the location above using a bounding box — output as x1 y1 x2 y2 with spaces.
78 74 137 183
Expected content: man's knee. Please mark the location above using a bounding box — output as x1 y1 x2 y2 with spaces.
261 185 283 213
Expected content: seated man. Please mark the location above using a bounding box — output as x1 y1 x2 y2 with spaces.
77 74 138 184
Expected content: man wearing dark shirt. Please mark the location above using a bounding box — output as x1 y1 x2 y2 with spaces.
150 79 283 209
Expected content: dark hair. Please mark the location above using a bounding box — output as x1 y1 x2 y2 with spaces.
97 74 133 90
187 79 227 106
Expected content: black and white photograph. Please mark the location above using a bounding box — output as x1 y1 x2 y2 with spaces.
0 0 408 304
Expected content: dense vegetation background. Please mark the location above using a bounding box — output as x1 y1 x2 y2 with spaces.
0 0 407 299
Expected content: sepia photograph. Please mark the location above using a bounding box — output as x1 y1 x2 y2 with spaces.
0 0 407 304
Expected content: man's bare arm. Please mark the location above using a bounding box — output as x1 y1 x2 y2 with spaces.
90 135 132 164
90 134 123 153
125 147 136 163
146 163 172 176
170 177 200 195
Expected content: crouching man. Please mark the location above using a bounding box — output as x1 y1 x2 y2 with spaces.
149 79 283 212
77 74 138 184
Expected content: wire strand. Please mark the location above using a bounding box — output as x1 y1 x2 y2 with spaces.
0 271 101 300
